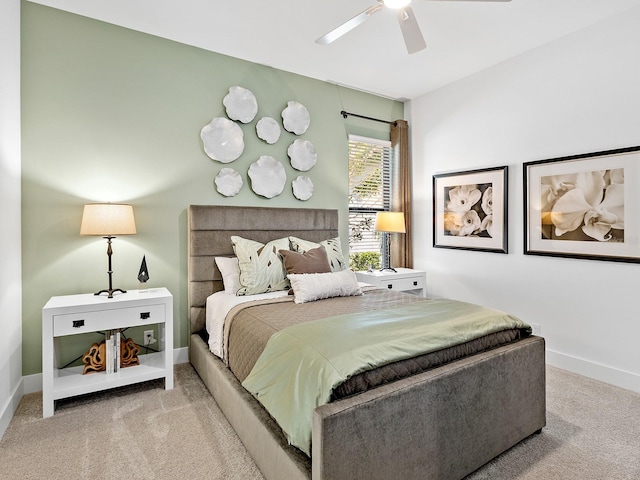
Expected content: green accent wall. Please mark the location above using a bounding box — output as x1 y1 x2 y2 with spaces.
21 3 403 375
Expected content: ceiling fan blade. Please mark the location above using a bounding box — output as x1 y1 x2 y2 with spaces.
316 3 384 45
397 6 426 54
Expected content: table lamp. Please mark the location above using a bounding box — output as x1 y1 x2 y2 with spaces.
374 211 406 272
80 203 137 298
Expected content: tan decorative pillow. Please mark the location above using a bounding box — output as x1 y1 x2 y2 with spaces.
289 236 347 272
231 236 290 295
279 246 332 275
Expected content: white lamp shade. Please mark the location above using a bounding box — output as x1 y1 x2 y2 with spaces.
374 212 406 233
80 203 137 236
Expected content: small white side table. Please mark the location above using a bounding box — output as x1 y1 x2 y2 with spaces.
42 288 173 417
355 268 426 297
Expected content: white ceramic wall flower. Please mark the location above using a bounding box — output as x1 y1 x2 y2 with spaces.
200 117 244 163
248 156 286 198
214 168 243 197
256 117 281 144
288 139 317 171
223 86 258 123
281 101 310 135
292 176 314 201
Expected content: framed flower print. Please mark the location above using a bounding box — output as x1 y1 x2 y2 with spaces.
524 145 640 263
433 166 508 254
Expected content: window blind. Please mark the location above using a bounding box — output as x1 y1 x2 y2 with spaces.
348 135 392 258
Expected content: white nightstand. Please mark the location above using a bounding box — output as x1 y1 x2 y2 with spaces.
355 268 426 297
41 288 173 418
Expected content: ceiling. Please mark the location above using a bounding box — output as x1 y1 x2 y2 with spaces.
28 0 640 101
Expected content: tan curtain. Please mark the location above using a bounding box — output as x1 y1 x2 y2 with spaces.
390 119 413 268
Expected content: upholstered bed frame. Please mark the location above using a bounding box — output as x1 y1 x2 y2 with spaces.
187 205 546 480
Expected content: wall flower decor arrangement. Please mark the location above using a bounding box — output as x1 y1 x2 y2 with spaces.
433 166 508 254
524 145 640 263
200 85 316 200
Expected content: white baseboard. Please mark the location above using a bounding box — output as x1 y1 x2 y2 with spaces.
546 348 640 394
173 346 188 364
0 377 24 440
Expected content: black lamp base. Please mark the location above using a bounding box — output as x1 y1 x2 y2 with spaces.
379 232 397 273
94 287 127 299
96 236 126 299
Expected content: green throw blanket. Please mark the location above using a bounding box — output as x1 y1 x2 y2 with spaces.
241 298 530 456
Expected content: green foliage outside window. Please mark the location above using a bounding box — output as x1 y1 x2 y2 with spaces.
349 251 381 271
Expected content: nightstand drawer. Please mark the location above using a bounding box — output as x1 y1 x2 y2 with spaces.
380 277 425 292
355 268 426 297
53 303 165 336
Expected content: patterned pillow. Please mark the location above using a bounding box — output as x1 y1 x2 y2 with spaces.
289 236 347 272
231 236 290 295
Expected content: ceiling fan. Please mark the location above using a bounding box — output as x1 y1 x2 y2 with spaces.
316 0 512 55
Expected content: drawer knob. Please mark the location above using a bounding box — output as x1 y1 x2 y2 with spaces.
413 281 418 286
140 312 151 320
72 320 85 328
387 284 393 289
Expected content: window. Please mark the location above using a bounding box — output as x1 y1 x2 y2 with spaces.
348 135 392 270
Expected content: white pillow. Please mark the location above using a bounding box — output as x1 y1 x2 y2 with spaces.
287 270 362 304
214 256 241 294
231 236 290 295
289 236 347 272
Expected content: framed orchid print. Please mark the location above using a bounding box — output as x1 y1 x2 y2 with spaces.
433 165 508 253
524 145 640 263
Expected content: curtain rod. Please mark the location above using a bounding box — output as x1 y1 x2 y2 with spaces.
340 110 397 127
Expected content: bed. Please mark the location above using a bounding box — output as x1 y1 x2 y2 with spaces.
187 204 546 480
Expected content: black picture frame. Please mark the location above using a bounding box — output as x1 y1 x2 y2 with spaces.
523 145 640 263
433 165 508 254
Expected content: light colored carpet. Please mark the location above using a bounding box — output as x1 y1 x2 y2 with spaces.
1 363 639 480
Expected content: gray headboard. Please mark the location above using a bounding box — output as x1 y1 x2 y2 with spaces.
187 205 339 334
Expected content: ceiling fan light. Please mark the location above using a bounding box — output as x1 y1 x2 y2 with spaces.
384 0 411 9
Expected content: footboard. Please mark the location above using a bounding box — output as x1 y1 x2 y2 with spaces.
190 333 545 480
312 335 546 480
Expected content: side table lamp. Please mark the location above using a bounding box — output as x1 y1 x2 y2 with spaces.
80 203 137 298
374 211 406 272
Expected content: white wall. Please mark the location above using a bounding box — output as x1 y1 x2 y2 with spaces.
0 0 23 438
410 7 640 393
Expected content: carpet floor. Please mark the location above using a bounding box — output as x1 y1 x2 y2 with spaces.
1 363 638 479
